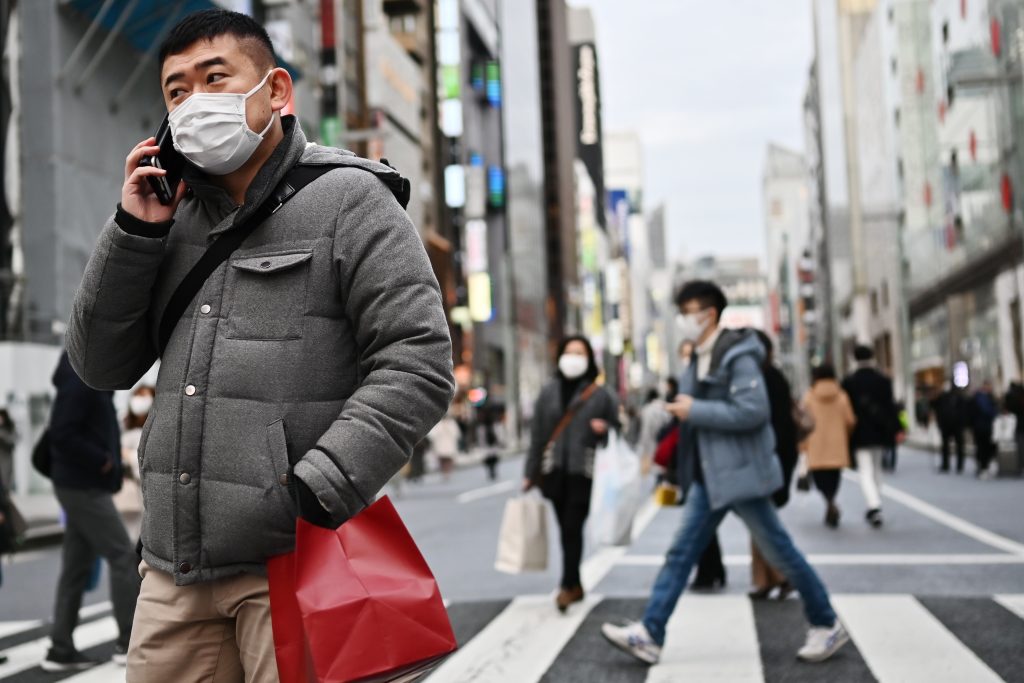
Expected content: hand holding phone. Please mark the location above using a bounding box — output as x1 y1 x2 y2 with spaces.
122 115 186 223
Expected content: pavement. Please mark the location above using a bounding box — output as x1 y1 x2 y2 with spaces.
0 447 1021 682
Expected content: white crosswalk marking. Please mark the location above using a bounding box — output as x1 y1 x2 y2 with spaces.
1 594 1021 681
428 594 600 683
646 594 763 683
60 662 126 682
994 594 1024 620
0 616 118 679
832 595 1003 683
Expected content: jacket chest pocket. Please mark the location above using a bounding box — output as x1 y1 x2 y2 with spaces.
225 250 313 340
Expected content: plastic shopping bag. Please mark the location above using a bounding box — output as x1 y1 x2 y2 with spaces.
267 496 457 683
588 431 644 547
494 495 548 573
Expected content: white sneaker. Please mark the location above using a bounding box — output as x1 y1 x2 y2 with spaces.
601 620 662 665
797 622 850 662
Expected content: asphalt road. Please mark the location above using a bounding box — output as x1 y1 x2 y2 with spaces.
1 447 1022 682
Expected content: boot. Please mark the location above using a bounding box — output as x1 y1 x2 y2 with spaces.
556 586 585 613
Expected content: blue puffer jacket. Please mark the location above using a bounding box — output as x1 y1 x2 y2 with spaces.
676 329 783 510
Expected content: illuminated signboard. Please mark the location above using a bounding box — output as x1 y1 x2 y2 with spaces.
469 272 493 322
488 165 505 208
486 61 501 107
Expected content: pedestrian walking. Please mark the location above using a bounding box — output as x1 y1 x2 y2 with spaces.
801 365 856 529
749 331 800 599
523 335 619 613
842 346 901 527
65 10 454 681
42 352 140 672
969 381 999 478
602 281 848 665
113 385 153 541
0 467 16 665
1004 380 1024 474
428 408 462 481
0 408 16 491
637 387 671 475
932 383 968 473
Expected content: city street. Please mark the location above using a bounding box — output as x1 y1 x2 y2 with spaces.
1 448 1021 682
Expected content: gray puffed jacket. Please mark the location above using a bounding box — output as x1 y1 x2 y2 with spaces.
67 118 455 585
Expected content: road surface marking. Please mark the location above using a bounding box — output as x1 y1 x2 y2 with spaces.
0 621 38 639
579 497 660 589
428 594 600 683
646 594 763 683
456 480 517 504
842 472 1024 556
994 594 1024 620
0 617 118 679
0 602 110 642
833 595 1002 682
616 553 1024 566
60 663 125 682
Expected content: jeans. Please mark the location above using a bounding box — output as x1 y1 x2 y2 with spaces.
642 483 836 645
51 487 141 653
855 448 884 511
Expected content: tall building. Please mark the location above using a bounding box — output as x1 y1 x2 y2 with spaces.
500 0 550 424
536 0 580 344
895 0 1024 397
763 143 813 392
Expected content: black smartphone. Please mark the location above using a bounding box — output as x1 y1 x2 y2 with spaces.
138 114 186 205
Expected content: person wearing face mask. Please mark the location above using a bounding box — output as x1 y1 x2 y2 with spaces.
65 10 454 681
523 336 619 613
603 281 848 667
112 386 155 541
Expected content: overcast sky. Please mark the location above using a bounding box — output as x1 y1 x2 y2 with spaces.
577 0 814 266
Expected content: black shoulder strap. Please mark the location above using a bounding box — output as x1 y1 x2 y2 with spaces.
158 165 334 353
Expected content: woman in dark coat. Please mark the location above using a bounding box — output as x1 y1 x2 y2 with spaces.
749 331 800 599
524 336 619 612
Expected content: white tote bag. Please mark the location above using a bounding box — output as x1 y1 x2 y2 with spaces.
588 431 644 547
494 495 549 573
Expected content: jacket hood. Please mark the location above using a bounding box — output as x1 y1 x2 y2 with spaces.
811 379 842 401
710 328 765 374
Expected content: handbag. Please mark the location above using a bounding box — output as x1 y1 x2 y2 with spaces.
267 496 457 683
653 425 679 469
0 494 27 554
795 452 811 492
494 495 548 573
793 402 816 443
31 428 52 478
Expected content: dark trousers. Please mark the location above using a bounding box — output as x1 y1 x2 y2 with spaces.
811 469 842 501
547 474 592 590
940 428 966 471
693 532 725 584
973 427 996 472
51 487 141 653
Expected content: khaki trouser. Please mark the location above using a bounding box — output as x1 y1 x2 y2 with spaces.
127 562 278 683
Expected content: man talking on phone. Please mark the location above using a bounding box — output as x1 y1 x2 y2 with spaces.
66 9 455 681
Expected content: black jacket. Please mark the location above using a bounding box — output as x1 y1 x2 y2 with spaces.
931 389 968 433
842 366 900 449
764 363 798 507
49 352 122 492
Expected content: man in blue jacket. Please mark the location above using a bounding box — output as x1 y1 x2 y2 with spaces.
602 281 847 665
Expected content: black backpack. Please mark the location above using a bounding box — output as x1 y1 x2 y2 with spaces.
31 428 52 478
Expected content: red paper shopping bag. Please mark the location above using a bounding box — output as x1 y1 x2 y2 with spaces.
268 496 457 683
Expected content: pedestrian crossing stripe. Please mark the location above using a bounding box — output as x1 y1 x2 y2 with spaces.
0 594 1021 683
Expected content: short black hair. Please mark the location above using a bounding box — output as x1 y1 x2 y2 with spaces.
812 364 837 382
159 9 275 72
676 280 728 317
853 345 875 362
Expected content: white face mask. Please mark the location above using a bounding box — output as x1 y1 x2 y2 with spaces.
130 395 153 416
558 354 589 380
168 70 276 176
676 311 710 343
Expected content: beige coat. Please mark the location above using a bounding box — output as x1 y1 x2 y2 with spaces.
801 380 856 470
